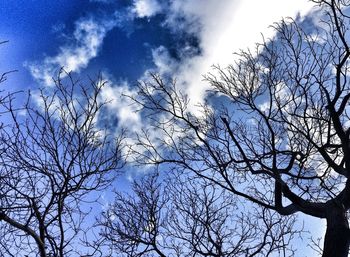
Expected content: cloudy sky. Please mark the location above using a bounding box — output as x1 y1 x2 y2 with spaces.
1 0 315 97
0 0 318 145
1 0 325 255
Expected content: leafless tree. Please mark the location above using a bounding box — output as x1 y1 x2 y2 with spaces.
0 69 124 257
101 172 300 257
100 172 167 257
126 1 350 257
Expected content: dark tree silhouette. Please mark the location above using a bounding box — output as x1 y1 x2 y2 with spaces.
101 172 299 257
127 1 350 256
0 70 124 257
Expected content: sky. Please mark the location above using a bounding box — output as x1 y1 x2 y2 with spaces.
0 0 326 256
0 0 319 153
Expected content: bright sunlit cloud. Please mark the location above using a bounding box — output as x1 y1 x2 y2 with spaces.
132 0 162 18
161 0 315 111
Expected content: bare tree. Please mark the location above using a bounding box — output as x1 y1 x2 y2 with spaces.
127 1 350 256
100 172 167 257
0 70 124 257
101 171 300 257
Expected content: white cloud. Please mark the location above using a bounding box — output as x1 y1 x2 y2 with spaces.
132 0 162 18
151 46 178 75
161 0 315 112
27 16 116 86
98 78 167 166
100 81 141 131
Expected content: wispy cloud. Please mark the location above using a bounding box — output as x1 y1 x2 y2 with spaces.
26 0 164 87
26 16 116 86
150 46 178 75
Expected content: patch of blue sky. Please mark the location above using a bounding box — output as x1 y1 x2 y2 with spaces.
87 14 195 82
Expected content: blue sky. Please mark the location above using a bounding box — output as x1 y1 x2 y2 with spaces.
0 0 326 255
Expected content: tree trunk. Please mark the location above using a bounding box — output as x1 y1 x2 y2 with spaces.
322 206 350 257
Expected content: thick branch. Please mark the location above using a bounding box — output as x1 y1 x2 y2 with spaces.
0 212 47 257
